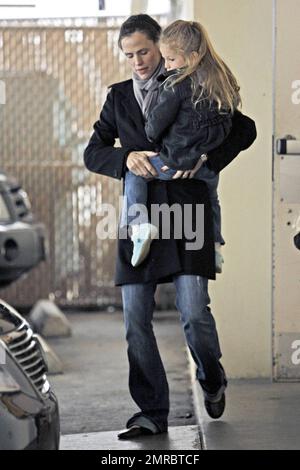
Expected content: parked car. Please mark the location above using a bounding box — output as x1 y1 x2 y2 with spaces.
0 171 46 287
0 299 60 450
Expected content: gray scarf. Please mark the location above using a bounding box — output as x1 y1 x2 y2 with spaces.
132 58 165 120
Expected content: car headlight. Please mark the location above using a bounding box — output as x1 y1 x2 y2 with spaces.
0 194 10 222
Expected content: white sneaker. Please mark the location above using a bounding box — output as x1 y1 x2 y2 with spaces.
215 243 224 274
215 251 224 273
131 223 158 267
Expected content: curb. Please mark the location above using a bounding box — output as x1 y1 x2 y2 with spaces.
186 347 207 450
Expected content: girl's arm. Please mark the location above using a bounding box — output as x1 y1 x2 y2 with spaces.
145 86 181 144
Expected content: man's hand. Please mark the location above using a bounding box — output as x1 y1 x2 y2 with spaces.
161 168 192 179
126 151 158 178
160 156 204 180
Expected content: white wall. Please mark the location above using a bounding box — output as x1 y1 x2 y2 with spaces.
194 0 273 377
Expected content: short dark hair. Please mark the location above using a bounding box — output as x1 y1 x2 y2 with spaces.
118 14 162 49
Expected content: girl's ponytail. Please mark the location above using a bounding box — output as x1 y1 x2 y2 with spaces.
161 20 241 113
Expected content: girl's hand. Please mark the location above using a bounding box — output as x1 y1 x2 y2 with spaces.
127 151 158 178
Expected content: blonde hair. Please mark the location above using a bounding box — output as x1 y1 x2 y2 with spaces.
161 20 241 113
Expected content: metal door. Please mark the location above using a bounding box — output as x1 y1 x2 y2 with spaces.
273 0 300 379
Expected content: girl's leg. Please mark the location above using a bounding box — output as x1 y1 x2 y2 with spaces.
207 185 224 246
208 186 225 273
123 157 175 267
123 156 176 227
149 155 177 181
193 165 224 245
124 170 158 267
193 165 225 273
124 170 149 227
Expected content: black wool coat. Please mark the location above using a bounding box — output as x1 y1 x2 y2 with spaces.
84 79 257 285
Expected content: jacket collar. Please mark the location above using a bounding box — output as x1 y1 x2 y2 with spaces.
110 78 146 128
157 68 185 82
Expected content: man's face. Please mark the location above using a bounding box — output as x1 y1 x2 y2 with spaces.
121 31 162 80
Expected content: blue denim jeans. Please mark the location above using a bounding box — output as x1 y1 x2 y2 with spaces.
123 155 225 244
121 274 226 431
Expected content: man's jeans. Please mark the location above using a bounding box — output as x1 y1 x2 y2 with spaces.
123 155 225 244
121 274 226 430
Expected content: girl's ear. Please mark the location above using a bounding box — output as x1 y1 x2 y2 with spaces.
190 51 200 66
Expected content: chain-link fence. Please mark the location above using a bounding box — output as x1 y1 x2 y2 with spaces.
0 16 173 308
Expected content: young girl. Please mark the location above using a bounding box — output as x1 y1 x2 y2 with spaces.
124 20 241 269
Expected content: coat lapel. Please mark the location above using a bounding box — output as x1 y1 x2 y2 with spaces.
121 81 146 132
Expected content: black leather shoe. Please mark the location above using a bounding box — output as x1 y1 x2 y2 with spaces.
201 363 227 419
117 425 154 440
204 391 226 419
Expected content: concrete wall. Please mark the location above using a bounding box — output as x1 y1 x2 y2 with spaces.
194 0 274 377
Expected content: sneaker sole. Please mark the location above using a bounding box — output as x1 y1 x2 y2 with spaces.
131 227 158 267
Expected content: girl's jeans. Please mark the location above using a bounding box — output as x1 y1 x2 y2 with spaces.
121 274 226 431
123 155 224 245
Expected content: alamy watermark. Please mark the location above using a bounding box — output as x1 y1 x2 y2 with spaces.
291 80 300 105
0 80 6 105
96 196 205 251
291 340 300 365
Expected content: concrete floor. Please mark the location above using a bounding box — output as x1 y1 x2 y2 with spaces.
192 373 300 450
47 310 198 449
47 310 300 450
60 425 201 451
